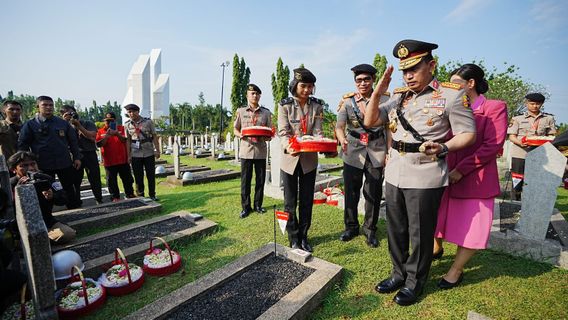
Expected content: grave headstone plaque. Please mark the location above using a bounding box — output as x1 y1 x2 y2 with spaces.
0 155 15 219
158 136 164 154
234 137 240 162
189 134 195 155
200 134 204 148
173 141 181 179
225 132 231 150
15 184 58 319
517 143 567 240
168 135 173 149
211 136 217 158
269 136 282 187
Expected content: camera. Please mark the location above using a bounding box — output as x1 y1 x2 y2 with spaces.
26 171 52 192
70 112 79 120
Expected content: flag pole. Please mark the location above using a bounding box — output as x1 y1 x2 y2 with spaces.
273 205 277 257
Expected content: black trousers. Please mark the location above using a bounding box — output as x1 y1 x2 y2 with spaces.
343 157 383 234
74 150 102 202
385 182 445 292
43 166 80 209
281 164 317 243
240 158 266 211
511 157 525 192
105 163 135 200
131 156 156 197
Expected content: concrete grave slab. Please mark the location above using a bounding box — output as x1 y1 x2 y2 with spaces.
52 211 217 279
53 198 162 234
166 169 240 186
155 165 210 178
123 243 342 320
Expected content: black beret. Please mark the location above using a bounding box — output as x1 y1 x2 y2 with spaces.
393 39 438 70
247 83 261 94
351 64 377 76
124 104 140 111
525 93 545 103
293 67 316 83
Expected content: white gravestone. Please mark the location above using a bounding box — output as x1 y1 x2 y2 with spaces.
269 136 282 187
173 141 181 178
189 134 194 155
200 135 204 148
225 133 232 150
234 137 240 162
211 136 217 158
517 143 567 240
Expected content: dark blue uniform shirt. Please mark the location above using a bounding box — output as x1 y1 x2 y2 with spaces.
18 115 82 170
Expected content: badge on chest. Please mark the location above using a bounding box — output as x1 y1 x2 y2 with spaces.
425 98 446 108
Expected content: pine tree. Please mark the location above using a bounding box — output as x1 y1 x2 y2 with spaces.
230 54 241 117
372 53 388 85
270 57 290 121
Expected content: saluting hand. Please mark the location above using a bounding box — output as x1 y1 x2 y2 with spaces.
373 65 394 97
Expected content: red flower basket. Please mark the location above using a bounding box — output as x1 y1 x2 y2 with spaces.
143 237 182 276
57 266 106 319
100 248 145 296
313 191 327 204
521 136 554 146
289 136 338 153
241 126 274 137
2 284 35 320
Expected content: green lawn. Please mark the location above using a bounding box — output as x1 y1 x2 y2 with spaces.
82 155 567 320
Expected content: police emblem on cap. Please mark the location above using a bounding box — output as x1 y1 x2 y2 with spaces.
248 85 254 91
295 72 302 80
398 44 409 58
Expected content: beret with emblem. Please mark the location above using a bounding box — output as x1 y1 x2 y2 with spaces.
525 92 545 103
393 39 438 70
124 103 140 111
351 64 377 77
293 67 316 83
247 83 261 94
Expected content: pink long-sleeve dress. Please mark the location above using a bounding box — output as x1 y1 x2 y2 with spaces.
435 95 508 249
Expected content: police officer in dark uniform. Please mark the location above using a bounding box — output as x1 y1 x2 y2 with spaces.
278 67 326 252
336 64 390 248
507 93 556 198
234 84 272 218
364 40 476 305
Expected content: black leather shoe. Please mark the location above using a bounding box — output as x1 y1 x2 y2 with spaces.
339 229 359 242
301 239 313 252
393 287 420 306
366 233 379 248
255 207 266 214
432 248 444 260
239 209 250 218
375 277 405 294
437 273 464 290
290 241 300 250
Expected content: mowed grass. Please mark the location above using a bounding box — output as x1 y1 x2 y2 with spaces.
82 155 568 320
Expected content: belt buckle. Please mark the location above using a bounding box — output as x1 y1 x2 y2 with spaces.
397 141 406 156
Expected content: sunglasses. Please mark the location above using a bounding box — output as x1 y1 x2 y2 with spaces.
355 76 373 84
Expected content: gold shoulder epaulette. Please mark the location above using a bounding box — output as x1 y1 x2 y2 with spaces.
383 92 391 97
343 92 355 99
441 82 463 90
393 87 409 94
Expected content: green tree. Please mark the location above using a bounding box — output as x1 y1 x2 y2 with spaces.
271 57 290 122
372 53 388 84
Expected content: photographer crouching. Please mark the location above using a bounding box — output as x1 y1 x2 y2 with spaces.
8 151 76 244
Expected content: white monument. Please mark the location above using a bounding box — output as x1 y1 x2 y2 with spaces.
122 49 170 121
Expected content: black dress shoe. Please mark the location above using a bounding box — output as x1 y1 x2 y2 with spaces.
366 233 378 248
437 273 464 290
339 229 359 242
301 239 313 252
432 248 444 260
375 277 405 294
393 287 420 306
255 207 266 213
239 209 251 218
290 241 301 250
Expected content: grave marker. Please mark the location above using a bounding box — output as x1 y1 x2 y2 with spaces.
173 140 181 179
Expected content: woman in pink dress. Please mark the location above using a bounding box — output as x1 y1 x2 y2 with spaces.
433 63 508 289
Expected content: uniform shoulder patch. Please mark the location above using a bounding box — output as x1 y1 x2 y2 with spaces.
309 97 323 105
343 92 355 99
337 100 345 111
441 82 463 90
393 87 409 94
280 97 294 105
544 112 555 116
382 91 391 97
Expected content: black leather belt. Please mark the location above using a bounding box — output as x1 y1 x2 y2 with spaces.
349 130 383 141
391 140 422 153
132 138 153 144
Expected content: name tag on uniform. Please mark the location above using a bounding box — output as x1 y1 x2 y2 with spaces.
425 99 446 108
290 120 300 123
359 132 368 146
133 141 140 149
59 129 65 137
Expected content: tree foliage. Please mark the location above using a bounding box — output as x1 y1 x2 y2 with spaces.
167 92 230 138
372 53 388 84
270 57 290 122
228 54 251 136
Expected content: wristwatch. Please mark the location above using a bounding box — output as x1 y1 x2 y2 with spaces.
437 143 449 159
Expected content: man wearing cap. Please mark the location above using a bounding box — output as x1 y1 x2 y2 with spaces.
124 104 160 201
364 40 476 305
335 64 390 248
96 112 135 202
234 84 272 218
507 93 556 199
60 104 103 205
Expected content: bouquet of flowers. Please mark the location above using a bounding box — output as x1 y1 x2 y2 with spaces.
142 237 182 276
99 248 144 296
57 266 106 319
1 285 34 320
313 191 328 204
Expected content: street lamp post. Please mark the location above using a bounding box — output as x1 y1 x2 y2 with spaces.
220 61 230 133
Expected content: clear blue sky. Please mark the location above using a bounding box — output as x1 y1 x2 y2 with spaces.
1 0 567 123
